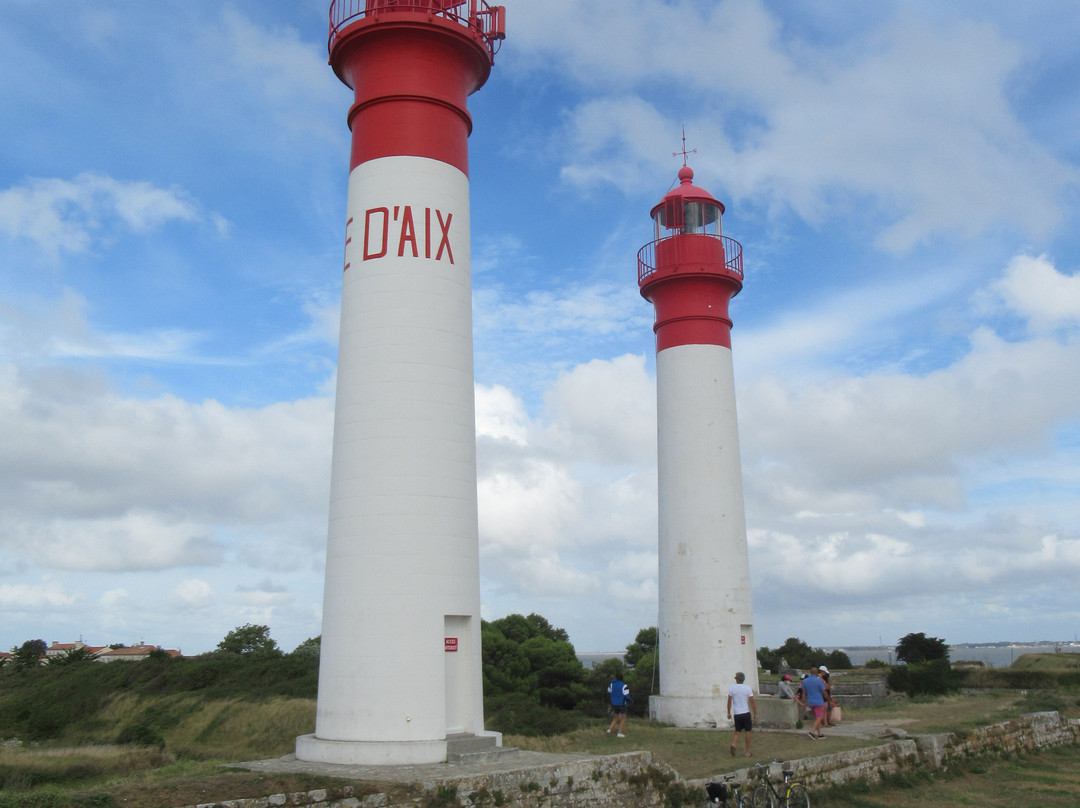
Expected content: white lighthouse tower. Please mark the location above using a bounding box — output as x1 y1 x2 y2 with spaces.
638 158 758 727
296 1 505 766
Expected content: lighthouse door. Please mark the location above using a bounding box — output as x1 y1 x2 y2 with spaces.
444 615 470 735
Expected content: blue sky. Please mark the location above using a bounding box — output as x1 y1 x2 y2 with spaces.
2 0 1079 657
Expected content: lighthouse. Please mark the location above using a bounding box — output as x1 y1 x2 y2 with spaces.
637 158 758 727
296 1 505 765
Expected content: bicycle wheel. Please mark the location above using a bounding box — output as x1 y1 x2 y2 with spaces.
751 785 773 808
737 794 754 808
784 783 809 808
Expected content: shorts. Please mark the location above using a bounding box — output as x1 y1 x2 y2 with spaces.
733 712 753 732
611 705 628 715
812 705 826 719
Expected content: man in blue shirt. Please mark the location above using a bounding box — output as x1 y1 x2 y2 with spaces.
799 666 828 739
607 676 632 737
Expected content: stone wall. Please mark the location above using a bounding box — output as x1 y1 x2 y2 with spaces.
687 711 1080 793
758 676 890 707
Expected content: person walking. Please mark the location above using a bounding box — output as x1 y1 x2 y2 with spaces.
606 676 632 737
726 671 758 757
801 666 828 739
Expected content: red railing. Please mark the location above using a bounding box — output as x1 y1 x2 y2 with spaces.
637 234 743 284
329 1 506 63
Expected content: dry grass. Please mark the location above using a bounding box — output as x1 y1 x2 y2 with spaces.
850 690 1029 734
67 693 317 760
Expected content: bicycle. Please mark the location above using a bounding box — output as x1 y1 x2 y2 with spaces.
705 773 750 808
750 760 809 808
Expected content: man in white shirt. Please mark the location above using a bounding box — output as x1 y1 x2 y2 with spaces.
726 671 758 757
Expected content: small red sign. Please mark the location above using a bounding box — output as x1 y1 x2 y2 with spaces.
741 635 746 645
445 637 458 652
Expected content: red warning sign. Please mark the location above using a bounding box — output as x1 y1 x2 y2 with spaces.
445 637 458 652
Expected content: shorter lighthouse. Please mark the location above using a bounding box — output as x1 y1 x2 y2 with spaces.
638 160 758 727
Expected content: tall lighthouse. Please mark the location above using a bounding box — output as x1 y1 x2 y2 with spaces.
296 1 505 766
638 159 758 727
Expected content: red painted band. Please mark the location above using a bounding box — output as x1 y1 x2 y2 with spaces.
641 273 740 352
330 16 492 173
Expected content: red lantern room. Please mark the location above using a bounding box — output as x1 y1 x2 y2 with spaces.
637 164 744 352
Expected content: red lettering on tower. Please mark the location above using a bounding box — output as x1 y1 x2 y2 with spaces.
424 207 432 259
397 206 418 257
435 210 454 264
344 216 354 272
359 206 454 264
363 207 389 260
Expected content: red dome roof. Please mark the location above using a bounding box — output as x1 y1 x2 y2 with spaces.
653 165 725 215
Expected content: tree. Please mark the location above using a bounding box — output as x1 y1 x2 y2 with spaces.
895 632 949 664
215 624 281 656
12 639 47 669
290 636 321 667
624 627 657 668
481 614 587 708
757 637 851 672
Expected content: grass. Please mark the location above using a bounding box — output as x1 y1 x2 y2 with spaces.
0 748 401 808
0 686 1076 807
1010 652 1080 671
848 690 1030 734
818 744 1080 807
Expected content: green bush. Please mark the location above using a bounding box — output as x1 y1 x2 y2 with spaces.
887 659 959 696
116 723 165 749
483 693 582 737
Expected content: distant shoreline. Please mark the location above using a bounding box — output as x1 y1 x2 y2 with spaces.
578 641 1080 670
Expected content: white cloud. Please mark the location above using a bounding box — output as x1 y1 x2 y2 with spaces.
173 579 212 607
475 383 529 445
993 253 1080 333
506 0 1078 250
0 362 333 572
0 579 76 610
0 173 212 259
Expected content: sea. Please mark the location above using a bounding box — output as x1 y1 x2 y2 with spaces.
578 643 1080 670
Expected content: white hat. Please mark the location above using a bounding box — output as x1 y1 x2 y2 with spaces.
819 666 829 674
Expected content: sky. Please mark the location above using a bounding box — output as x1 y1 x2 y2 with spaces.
2 0 1079 658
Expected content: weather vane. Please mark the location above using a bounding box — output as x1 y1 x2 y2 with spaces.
673 125 696 166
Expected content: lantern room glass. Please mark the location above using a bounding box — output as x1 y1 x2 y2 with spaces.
654 200 722 239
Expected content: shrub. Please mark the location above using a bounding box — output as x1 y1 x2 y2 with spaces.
888 658 959 696
483 693 582 737
115 723 165 749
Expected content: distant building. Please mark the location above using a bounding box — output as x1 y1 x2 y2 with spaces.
42 640 181 663
46 639 107 659
96 644 181 663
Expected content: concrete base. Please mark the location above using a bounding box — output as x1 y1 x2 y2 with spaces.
754 695 797 728
295 734 447 765
649 694 797 730
649 696 730 728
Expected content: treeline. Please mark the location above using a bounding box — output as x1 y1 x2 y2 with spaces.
756 637 852 673
0 617 657 741
6 620 986 745
0 635 320 743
